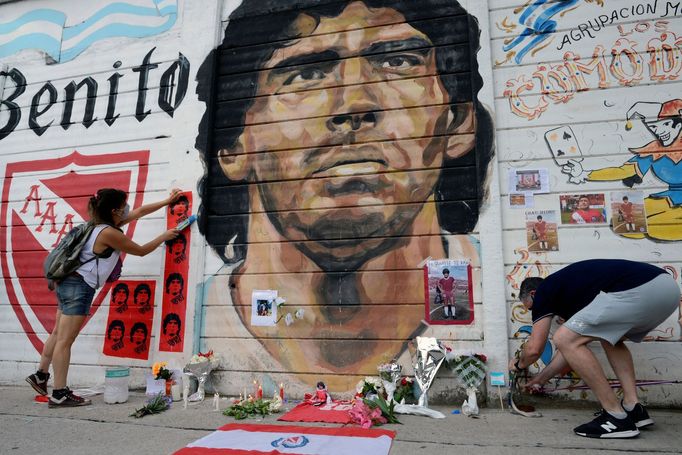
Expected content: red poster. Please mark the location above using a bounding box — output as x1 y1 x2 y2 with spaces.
159 192 192 352
103 280 155 359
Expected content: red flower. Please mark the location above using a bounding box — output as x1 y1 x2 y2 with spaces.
475 354 487 363
401 378 408 386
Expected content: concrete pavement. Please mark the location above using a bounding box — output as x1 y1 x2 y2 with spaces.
1 386 681 454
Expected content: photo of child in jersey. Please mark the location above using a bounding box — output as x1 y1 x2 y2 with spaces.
167 233 187 264
165 273 185 304
559 194 607 225
525 210 559 252
610 191 647 235
424 260 473 325
112 283 130 314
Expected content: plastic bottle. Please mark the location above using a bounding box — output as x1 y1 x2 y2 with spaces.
104 367 130 404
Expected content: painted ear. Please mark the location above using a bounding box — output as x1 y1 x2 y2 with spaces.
218 144 250 181
445 102 476 160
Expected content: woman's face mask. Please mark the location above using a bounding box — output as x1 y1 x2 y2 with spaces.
119 204 130 219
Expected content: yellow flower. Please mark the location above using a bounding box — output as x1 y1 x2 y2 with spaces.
152 361 167 377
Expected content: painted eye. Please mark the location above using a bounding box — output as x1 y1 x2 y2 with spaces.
380 54 422 69
284 68 327 85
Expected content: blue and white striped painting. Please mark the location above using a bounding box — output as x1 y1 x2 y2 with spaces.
0 0 177 63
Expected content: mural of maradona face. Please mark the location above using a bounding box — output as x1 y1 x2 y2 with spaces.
197 0 493 389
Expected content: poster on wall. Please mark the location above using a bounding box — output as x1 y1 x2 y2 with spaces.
423 260 473 325
525 210 559 252
559 193 606 225
609 191 648 235
508 168 549 194
251 290 278 327
103 280 155 359
159 192 193 352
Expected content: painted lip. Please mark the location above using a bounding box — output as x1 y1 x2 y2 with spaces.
312 145 388 177
658 131 670 143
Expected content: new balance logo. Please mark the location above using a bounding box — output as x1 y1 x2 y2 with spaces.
600 421 618 432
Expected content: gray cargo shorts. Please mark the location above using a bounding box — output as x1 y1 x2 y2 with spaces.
563 273 680 345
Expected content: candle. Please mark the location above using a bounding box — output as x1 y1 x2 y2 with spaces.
248 394 253 402
253 380 258 397
257 385 263 400
279 383 285 400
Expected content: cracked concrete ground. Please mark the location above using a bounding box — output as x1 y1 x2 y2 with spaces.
1 386 680 454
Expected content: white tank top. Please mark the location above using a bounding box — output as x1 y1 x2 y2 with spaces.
76 224 121 289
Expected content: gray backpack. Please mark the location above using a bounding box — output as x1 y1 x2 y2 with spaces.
44 221 97 290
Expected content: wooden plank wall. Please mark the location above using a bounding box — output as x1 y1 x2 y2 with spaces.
491 0 682 406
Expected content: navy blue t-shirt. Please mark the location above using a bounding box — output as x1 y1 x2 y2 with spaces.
531 259 666 323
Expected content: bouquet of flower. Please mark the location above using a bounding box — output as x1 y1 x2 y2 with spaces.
152 361 172 380
394 377 415 404
130 393 172 418
355 376 384 399
377 362 402 403
184 350 220 402
224 395 282 420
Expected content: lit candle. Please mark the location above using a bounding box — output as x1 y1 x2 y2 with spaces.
248 394 253 402
279 383 285 400
253 380 258 397
257 385 263 400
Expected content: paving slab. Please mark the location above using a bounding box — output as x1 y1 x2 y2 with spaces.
1 386 680 454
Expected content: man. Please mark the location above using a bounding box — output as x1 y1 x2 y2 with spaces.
162 313 182 347
570 195 605 224
107 320 125 352
112 283 130 314
511 259 679 438
134 283 152 314
619 196 635 232
168 233 187 264
533 215 548 250
165 273 184 305
130 322 149 355
170 195 189 220
195 0 493 388
437 268 456 319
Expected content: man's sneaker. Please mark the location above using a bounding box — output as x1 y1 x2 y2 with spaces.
624 403 654 428
48 388 92 408
26 371 49 396
574 410 639 438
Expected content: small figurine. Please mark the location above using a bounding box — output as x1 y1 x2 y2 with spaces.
308 381 332 406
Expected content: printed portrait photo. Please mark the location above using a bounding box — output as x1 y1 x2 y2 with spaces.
525 210 559 252
610 191 648 235
559 193 607 225
423 260 473 325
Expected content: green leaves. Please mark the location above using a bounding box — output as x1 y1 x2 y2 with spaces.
363 394 401 425
130 393 171 418
224 399 273 420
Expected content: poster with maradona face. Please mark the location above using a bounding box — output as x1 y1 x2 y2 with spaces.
423 260 473 325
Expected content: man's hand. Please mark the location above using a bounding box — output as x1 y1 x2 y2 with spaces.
166 188 183 205
523 376 545 394
560 159 589 184
508 358 523 372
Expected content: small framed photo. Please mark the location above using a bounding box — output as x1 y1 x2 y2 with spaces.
423 260 473 325
251 290 278 326
609 191 647 235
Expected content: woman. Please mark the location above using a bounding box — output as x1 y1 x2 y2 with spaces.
26 188 182 407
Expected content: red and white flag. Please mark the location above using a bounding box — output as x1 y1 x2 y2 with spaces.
174 423 395 455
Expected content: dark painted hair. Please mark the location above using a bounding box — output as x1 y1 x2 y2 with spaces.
537 215 543 220
442 268 450 274
163 313 182 333
133 283 151 303
165 272 184 292
107 319 125 338
130 321 148 342
89 188 127 226
170 195 190 215
113 283 129 298
170 233 188 249
196 0 494 264
519 277 544 300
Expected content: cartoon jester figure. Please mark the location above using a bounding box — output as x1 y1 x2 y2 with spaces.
562 99 682 241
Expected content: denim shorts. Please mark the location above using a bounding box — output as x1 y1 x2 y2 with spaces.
56 274 96 316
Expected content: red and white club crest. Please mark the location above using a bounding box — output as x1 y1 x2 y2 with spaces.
0 150 149 353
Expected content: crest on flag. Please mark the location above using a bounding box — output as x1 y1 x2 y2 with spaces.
271 435 310 449
0 150 149 353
